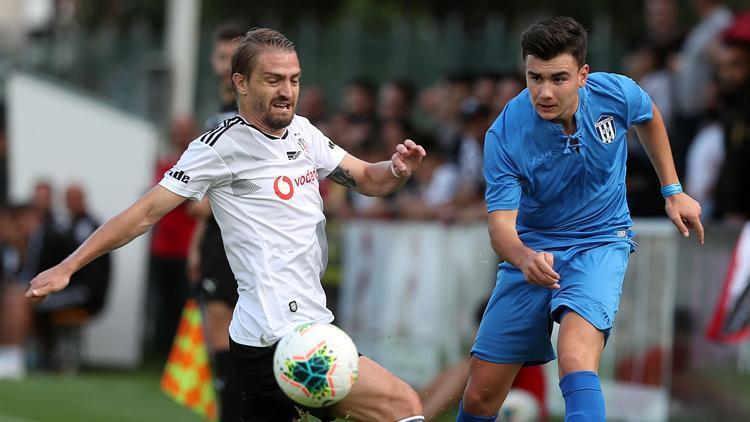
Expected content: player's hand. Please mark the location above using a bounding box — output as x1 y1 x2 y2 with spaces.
519 251 560 289
25 266 71 302
665 193 704 245
390 139 426 179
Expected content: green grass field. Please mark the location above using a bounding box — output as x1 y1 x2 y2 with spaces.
0 368 461 422
0 368 201 422
4 367 748 421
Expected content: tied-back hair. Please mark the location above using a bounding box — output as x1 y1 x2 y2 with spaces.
521 17 588 67
231 28 296 86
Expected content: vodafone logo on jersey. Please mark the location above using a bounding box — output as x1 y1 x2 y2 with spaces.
273 176 294 200
273 168 318 200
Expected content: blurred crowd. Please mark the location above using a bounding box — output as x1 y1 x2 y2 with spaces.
0 0 748 400
0 180 110 378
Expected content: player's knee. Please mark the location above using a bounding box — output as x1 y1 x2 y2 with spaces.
558 350 595 375
462 383 501 414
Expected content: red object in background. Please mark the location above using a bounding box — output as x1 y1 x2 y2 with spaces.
707 223 750 343
723 10 750 44
513 365 548 419
151 157 197 258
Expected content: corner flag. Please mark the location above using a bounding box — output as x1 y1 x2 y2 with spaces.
707 223 750 343
161 299 218 420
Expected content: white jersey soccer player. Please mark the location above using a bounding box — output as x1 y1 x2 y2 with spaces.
27 27 427 421
160 115 345 347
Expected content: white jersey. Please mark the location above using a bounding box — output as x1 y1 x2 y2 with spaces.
159 115 347 346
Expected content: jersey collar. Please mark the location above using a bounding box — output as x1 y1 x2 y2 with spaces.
237 115 289 140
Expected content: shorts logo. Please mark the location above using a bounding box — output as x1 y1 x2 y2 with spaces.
595 115 616 144
273 176 295 200
167 169 191 184
289 301 298 312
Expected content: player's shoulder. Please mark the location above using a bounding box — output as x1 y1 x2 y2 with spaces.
196 116 246 149
488 89 535 142
586 72 638 95
288 114 322 135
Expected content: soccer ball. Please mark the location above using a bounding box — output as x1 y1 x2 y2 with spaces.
273 323 359 408
497 389 541 422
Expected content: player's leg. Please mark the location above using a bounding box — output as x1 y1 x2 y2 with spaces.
550 242 631 422
229 338 302 422
330 356 423 422
205 301 241 422
419 357 471 419
459 358 522 418
459 265 555 419
557 311 606 422
202 271 242 422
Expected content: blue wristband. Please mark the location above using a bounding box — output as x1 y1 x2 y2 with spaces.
661 183 683 198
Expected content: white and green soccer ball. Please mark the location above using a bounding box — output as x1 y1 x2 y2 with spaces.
497 388 541 422
273 323 360 408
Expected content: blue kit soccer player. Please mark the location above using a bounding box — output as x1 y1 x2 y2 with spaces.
457 17 704 422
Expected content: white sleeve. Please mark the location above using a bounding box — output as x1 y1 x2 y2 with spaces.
307 123 347 178
158 141 231 201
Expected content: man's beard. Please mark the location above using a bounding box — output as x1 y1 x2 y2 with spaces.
265 112 294 131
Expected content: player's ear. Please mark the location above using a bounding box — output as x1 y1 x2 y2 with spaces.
232 73 248 96
578 64 589 87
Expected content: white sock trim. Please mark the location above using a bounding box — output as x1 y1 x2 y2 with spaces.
396 417 425 422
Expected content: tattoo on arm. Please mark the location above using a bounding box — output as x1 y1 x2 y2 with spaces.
328 165 357 188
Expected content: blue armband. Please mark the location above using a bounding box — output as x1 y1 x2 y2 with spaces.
661 183 683 198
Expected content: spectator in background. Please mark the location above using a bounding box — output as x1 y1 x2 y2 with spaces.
685 79 723 218
204 22 245 131
33 185 110 372
713 11 750 222
378 79 416 122
472 72 499 110
298 86 329 127
329 78 378 154
59 184 110 316
187 21 244 422
342 77 377 121
395 136 458 220
673 0 732 177
493 73 525 115
0 206 32 379
17 182 73 286
147 116 199 359
0 104 7 205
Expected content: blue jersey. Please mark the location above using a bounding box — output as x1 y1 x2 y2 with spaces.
484 72 653 250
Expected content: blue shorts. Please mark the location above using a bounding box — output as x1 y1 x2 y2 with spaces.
471 241 631 366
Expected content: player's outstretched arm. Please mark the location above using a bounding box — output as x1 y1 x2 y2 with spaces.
327 139 426 197
635 103 704 244
26 185 187 301
488 210 560 289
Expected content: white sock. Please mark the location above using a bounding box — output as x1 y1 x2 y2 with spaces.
0 346 26 379
396 417 425 422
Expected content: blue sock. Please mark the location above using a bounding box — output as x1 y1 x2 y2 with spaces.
559 371 606 421
456 400 497 422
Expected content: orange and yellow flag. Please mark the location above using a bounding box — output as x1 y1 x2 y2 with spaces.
161 299 217 421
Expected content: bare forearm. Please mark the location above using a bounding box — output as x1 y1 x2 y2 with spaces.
328 160 405 197
59 202 157 275
360 161 406 196
635 105 679 186
488 215 534 267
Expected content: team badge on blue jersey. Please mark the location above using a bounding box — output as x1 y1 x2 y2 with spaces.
595 115 616 144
